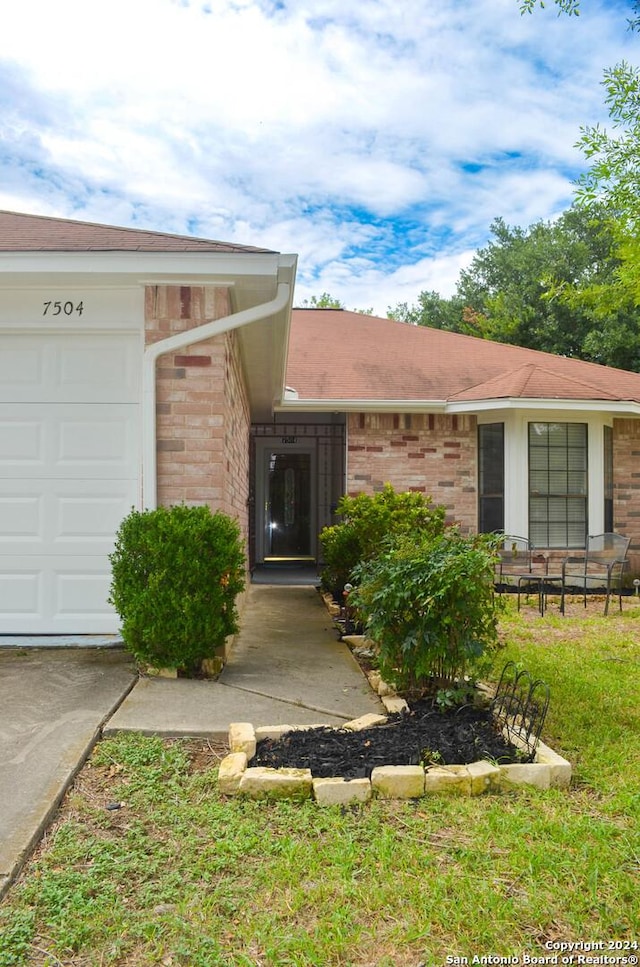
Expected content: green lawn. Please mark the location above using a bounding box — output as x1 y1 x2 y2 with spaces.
1 598 639 966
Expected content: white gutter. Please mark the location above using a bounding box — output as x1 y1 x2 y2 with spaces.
142 281 291 508
277 396 640 416
275 398 448 412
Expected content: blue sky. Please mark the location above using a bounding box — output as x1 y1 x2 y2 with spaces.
0 0 636 314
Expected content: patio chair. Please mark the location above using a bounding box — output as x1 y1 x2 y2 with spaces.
495 536 532 591
495 536 557 614
561 532 631 616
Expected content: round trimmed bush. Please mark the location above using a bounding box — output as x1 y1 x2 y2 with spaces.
109 505 246 674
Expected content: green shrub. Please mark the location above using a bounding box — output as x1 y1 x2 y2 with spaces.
319 483 446 597
109 505 245 673
351 529 500 695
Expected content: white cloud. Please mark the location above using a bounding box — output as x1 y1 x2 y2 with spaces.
0 0 634 313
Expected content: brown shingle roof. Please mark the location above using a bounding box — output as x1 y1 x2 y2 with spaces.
0 210 275 254
287 309 640 405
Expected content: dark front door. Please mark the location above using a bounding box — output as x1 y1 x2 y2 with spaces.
265 451 312 559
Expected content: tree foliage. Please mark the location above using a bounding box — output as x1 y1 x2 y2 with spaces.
576 61 640 231
390 207 640 370
517 0 640 328
300 292 346 309
519 0 580 13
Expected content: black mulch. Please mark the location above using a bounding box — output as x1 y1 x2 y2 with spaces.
251 698 522 779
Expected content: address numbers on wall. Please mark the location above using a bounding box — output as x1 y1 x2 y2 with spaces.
42 300 84 317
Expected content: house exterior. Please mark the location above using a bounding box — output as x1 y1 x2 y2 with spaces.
0 211 296 634
2 210 640 636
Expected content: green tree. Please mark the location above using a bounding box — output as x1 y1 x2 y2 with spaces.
300 292 345 309
519 0 579 13
300 292 374 314
391 208 640 368
521 1 640 308
388 290 466 331
575 61 640 230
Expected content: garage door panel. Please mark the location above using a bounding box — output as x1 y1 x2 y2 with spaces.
0 480 136 555
0 419 43 466
0 405 138 479
56 569 113 616
0 346 43 391
0 493 43 542
58 414 137 473
0 333 140 403
0 558 117 633
57 342 139 402
0 569 41 617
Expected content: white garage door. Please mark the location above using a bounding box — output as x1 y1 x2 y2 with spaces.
0 332 141 634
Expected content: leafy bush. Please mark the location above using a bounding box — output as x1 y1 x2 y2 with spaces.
319 484 446 598
350 529 500 695
109 505 245 673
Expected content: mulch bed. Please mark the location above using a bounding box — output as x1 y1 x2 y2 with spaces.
251 697 521 779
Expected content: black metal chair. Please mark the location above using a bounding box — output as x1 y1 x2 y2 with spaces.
495 536 558 615
561 533 631 616
495 536 532 591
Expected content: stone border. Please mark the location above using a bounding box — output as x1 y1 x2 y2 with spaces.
218 714 572 805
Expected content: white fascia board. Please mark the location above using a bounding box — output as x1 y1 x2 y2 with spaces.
276 395 640 416
275 398 448 413
0 251 293 280
446 397 640 416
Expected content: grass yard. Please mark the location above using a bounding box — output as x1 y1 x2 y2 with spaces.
0 596 639 966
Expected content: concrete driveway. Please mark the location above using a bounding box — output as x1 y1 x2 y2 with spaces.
0 647 136 897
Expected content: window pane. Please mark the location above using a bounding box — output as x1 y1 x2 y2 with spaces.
568 471 587 494
604 426 613 531
530 448 549 471
528 422 587 548
549 471 568 494
547 423 568 446
568 449 587 471
567 424 587 446
478 423 504 533
568 520 587 545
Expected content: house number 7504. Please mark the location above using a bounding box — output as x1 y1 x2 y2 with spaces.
42 300 84 316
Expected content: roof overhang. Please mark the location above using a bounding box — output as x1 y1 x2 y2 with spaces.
276 398 448 413
446 396 640 415
0 250 298 422
276 395 640 417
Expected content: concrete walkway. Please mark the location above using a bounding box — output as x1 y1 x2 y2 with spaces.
0 583 382 897
106 584 381 734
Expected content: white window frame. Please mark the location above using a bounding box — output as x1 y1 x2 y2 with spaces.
479 410 608 545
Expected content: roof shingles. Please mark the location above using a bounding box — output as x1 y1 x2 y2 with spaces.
287 309 640 406
0 210 275 254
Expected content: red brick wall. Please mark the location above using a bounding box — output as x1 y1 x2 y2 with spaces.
144 285 250 546
222 330 251 533
347 412 477 532
613 418 640 574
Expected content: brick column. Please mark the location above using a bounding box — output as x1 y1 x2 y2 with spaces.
613 417 640 574
144 285 250 545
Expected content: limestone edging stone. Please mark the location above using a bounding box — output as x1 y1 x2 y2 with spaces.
218 718 572 804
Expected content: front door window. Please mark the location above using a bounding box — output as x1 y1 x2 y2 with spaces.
266 451 312 558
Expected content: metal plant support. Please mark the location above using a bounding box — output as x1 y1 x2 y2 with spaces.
490 661 550 762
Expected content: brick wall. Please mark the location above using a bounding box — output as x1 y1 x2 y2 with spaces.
222 330 251 534
144 284 250 545
347 412 477 532
613 418 640 574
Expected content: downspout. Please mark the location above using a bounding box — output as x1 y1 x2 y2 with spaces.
142 281 291 509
